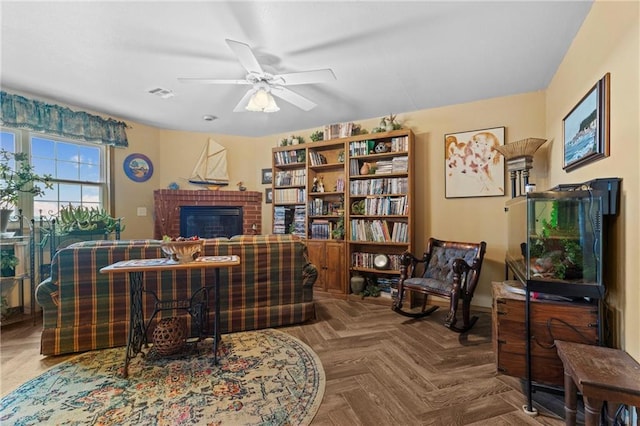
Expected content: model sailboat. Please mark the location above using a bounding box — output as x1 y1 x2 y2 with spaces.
189 138 230 188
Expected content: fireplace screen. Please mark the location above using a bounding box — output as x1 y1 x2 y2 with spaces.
180 206 243 238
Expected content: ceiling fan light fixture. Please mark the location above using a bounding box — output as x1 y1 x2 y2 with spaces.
246 88 279 112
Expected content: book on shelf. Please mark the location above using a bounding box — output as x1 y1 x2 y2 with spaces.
311 219 332 239
390 136 409 153
308 151 327 166
324 122 353 140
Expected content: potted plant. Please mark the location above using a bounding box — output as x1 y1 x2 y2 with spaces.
0 149 52 232
54 204 124 235
0 251 19 277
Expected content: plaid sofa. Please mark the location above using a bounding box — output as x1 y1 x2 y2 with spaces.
35 235 317 356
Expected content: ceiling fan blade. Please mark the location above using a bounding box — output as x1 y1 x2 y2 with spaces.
271 87 317 111
178 78 251 85
225 39 264 75
233 88 257 112
273 69 336 86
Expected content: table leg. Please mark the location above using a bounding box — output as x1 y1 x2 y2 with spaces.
583 396 603 426
213 267 220 365
123 271 146 378
563 371 577 425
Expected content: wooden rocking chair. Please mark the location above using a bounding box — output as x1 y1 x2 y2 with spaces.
392 238 487 332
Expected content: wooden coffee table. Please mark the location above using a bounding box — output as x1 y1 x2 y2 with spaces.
101 255 240 377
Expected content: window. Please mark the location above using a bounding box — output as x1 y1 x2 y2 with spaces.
31 135 107 218
0 130 18 218
0 129 109 220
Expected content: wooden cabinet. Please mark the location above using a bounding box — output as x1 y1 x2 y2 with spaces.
271 129 414 300
306 240 345 296
492 281 599 386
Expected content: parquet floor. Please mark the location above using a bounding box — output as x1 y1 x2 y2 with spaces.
1 297 573 425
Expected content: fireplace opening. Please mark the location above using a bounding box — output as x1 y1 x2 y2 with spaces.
180 206 243 238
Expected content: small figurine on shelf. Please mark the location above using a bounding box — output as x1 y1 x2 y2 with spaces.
237 181 247 191
311 177 319 192
318 176 325 193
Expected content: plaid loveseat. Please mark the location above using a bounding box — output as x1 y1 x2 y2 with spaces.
35 235 317 356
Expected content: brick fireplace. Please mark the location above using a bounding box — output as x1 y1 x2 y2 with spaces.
153 189 262 239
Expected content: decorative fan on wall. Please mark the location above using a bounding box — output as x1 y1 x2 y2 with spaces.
178 39 336 112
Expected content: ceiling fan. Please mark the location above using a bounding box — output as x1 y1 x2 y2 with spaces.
178 39 336 112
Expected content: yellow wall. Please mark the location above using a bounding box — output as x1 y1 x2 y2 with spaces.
544 0 639 357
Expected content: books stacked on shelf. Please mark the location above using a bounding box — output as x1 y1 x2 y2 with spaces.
374 160 393 174
308 151 328 166
274 150 304 165
311 220 332 239
364 196 408 215
377 276 400 298
351 252 403 270
273 206 294 234
324 122 353 140
335 175 345 192
275 169 306 187
350 177 409 196
391 156 408 173
274 188 306 203
350 220 409 243
390 136 409 152
293 206 306 237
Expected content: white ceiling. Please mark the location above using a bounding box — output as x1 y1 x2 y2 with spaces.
0 1 593 138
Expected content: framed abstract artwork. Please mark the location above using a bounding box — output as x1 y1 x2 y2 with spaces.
444 126 505 198
563 73 610 172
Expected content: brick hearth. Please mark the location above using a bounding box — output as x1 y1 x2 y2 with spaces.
153 189 262 239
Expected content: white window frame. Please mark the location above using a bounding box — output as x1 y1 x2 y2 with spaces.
0 127 112 225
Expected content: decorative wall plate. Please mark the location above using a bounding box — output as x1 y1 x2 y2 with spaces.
123 153 153 182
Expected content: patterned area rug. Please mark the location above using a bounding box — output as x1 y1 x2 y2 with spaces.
0 329 325 425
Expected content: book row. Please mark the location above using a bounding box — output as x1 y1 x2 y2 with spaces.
362 196 408 216
274 150 305 165
275 169 306 187
351 252 403 271
350 220 409 243
348 136 409 157
349 177 409 196
273 188 306 203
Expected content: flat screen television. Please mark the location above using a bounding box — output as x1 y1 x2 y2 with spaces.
505 190 604 299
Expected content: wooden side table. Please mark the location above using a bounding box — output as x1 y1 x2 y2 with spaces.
555 340 640 425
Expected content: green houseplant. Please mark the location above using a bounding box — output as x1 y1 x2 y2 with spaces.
0 251 19 277
54 204 124 234
0 149 52 232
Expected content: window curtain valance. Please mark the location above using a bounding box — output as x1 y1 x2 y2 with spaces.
0 91 129 147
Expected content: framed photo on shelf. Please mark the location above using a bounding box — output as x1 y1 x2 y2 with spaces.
444 126 505 198
261 168 273 184
563 73 610 172
265 188 273 204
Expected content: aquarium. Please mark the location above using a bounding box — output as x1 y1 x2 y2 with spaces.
505 190 604 298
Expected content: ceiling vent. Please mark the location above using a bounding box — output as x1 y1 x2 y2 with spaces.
148 87 174 99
